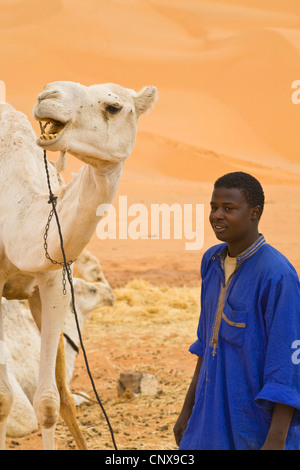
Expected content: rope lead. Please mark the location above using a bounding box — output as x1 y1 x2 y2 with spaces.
42 148 118 451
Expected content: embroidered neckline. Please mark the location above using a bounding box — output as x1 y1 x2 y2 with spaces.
216 234 266 265
209 234 266 356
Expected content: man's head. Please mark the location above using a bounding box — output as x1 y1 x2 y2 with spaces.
214 172 265 215
209 172 265 256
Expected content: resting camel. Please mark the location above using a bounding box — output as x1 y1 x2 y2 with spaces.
0 80 157 450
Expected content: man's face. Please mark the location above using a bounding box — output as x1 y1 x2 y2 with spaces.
209 187 259 248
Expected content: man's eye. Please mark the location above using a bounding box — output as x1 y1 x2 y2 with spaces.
105 104 123 114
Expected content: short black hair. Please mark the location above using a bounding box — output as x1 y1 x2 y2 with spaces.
214 172 265 216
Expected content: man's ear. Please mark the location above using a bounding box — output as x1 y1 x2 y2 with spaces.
251 205 262 220
134 86 157 117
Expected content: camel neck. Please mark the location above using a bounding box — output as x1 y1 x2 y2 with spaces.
53 160 125 259
59 160 124 205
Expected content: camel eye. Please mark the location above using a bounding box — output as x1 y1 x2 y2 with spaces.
105 104 122 115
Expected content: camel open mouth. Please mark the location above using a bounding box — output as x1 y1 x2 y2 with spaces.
38 118 68 144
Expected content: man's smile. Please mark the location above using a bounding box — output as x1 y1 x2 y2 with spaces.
212 223 227 233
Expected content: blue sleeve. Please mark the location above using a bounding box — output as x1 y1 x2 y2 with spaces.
255 269 300 425
189 285 206 357
188 250 212 358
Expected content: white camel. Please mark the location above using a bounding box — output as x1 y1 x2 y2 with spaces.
0 80 157 450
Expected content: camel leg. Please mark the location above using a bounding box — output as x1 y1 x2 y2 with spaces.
0 283 13 450
33 271 73 450
29 285 88 449
28 285 42 331
0 366 13 451
56 334 87 450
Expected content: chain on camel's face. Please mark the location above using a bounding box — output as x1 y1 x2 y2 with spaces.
33 81 156 164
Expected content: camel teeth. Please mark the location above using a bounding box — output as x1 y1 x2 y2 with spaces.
40 133 58 140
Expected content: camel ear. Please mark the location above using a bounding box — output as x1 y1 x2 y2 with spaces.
134 86 157 117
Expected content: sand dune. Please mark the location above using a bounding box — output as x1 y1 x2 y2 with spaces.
127 131 300 184
1 0 300 171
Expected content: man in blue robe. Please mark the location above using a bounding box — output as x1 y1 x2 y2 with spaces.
174 172 300 450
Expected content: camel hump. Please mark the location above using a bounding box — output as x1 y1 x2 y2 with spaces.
0 102 14 121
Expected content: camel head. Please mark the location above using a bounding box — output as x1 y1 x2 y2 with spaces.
33 81 157 165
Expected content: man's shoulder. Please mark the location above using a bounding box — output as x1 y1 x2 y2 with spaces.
200 241 299 281
260 243 294 268
256 243 299 281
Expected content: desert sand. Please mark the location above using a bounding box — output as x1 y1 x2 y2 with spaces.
1 0 300 450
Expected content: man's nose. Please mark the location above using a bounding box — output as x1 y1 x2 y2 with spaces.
212 208 225 220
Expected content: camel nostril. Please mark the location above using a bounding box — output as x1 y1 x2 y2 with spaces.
38 90 61 102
